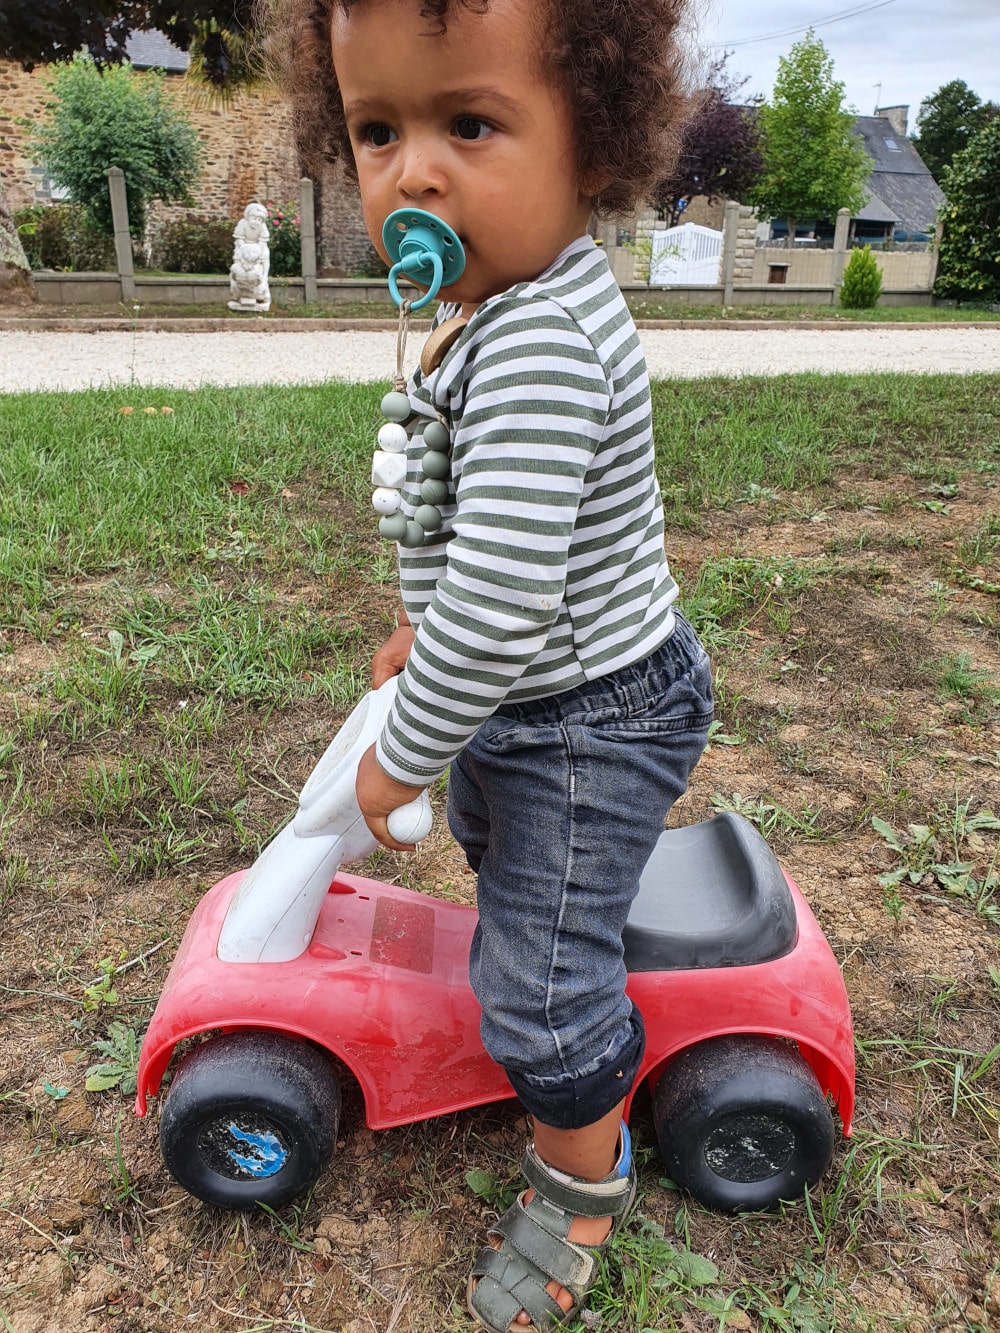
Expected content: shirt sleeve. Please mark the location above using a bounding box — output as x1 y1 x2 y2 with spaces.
376 297 611 784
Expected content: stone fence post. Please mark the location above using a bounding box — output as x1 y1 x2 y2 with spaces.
721 200 740 305
106 166 136 303
299 177 318 305
831 208 852 300
928 220 945 292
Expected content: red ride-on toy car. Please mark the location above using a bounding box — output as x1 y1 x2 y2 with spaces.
136 679 854 1215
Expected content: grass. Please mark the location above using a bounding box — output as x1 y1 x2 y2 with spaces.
10 297 1000 323
0 370 999 1331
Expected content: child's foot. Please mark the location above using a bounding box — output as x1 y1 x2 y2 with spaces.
505 1189 612 1325
467 1129 635 1333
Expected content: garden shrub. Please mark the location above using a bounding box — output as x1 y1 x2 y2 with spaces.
153 215 234 273
840 245 883 309
14 203 116 271
28 55 200 238
935 115 1000 305
264 201 301 276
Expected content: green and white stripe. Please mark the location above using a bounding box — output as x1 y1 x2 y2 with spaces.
376 236 677 785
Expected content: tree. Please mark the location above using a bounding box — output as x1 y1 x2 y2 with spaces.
0 2 256 87
934 115 1000 305
749 31 872 244
0 2 260 298
839 245 882 309
651 55 763 227
912 80 1000 184
28 56 201 238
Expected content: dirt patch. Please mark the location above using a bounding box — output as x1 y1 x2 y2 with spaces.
1 463 999 1331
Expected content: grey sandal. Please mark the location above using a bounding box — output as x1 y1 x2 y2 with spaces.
467 1123 636 1333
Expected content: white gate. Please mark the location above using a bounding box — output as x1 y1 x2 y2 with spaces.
649 223 723 286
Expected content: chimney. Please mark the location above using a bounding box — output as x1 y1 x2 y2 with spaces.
875 105 909 138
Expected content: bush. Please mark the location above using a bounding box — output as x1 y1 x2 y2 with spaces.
935 116 1000 305
28 55 201 238
840 245 883 309
153 215 234 273
264 201 301 276
14 203 116 272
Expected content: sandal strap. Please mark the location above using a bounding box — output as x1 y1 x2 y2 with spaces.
521 1134 635 1222
493 1195 596 1296
471 1244 566 1330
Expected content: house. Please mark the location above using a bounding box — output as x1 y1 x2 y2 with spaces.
767 106 945 245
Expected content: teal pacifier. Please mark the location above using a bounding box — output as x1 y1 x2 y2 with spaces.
382 209 466 311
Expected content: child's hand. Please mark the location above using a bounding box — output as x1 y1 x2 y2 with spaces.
356 744 425 851
372 625 415 688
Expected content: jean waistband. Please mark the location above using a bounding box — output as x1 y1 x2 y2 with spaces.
494 611 705 727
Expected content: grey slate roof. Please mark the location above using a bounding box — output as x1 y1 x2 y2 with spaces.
125 29 190 73
855 116 944 233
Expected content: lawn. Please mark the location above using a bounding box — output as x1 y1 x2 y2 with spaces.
6 297 1000 324
0 374 998 1332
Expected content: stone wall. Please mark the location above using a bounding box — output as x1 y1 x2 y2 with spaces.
752 245 936 291
0 59 372 273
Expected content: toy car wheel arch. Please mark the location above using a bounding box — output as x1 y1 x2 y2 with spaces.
652 1033 835 1213
159 1030 341 1210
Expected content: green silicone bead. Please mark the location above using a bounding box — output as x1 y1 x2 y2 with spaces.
414 504 442 532
422 420 450 450
420 477 449 505
378 513 408 541
401 521 426 548
421 448 451 480
380 391 411 423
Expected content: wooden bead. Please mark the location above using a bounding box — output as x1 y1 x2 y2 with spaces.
420 316 469 375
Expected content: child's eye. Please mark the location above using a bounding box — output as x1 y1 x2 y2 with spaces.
361 123 397 147
453 116 492 142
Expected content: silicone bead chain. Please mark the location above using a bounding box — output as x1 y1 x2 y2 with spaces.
371 303 453 548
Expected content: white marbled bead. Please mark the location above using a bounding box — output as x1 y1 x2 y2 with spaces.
371 450 407 489
372 486 402 515
377 422 408 453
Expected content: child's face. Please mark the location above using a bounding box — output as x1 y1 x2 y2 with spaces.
331 0 594 315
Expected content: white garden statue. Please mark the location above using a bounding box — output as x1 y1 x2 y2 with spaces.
228 202 271 312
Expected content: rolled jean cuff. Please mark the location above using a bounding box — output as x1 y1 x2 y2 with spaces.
505 1009 646 1131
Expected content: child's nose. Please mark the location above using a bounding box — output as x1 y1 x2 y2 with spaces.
396 136 447 201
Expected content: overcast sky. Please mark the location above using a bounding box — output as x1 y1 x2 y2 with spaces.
695 0 1000 130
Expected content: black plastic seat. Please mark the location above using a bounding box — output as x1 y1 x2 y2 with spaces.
623 813 798 972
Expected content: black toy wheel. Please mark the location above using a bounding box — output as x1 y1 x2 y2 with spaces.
159 1030 341 1210
652 1034 835 1213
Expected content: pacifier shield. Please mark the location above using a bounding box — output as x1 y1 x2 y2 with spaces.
382 208 466 309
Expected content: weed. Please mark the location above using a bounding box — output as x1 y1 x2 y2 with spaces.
82 957 120 1010
712 791 826 842
873 801 1000 924
925 653 1000 710
86 1021 143 1094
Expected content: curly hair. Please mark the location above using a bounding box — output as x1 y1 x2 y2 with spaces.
265 0 692 216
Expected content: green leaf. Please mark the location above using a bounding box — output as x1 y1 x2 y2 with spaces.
85 1069 124 1092
673 1248 720 1286
465 1168 498 1198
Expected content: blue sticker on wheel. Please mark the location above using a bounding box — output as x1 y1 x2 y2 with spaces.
226 1123 288 1177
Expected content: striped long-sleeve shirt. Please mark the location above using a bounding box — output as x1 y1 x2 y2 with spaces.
375 236 678 785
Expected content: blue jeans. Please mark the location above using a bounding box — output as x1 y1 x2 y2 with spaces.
447 612 713 1130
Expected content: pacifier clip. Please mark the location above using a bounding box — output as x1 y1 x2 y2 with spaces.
371 209 469 548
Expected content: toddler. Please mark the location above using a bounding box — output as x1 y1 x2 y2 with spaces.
278 1 711 1327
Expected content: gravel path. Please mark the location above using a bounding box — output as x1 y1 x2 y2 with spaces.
1 325 998 391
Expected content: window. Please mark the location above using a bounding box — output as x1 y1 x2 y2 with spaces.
883 137 902 152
